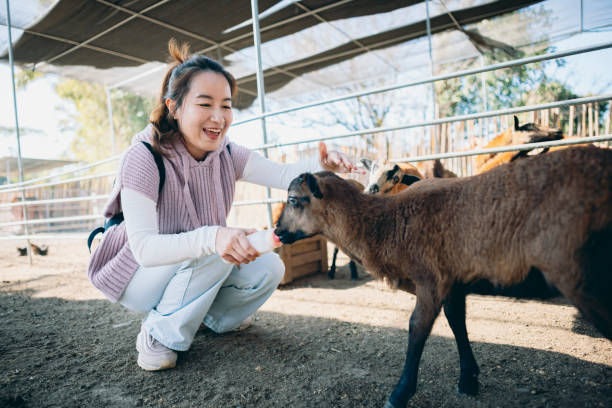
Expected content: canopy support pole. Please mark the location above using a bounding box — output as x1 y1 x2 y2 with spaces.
5 0 32 264
106 87 116 154
425 0 438 153
251 0 274 229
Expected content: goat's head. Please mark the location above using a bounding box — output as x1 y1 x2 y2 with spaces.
275 171 349 244
361 158 423 195
512 115 563 144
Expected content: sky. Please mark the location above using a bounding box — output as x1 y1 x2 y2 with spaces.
545 31 612 95
1 8 612 162
0 65 73 159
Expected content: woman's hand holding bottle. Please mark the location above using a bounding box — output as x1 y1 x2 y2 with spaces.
215 227 259 265
215 227 282 265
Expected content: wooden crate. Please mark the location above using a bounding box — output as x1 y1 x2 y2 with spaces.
277 235 328 285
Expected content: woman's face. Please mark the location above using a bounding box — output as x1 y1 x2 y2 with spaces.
169 71 233 160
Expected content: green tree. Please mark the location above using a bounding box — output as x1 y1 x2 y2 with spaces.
433 4 606 134
55 79 154 163
434 50 577 116
15 69 43 89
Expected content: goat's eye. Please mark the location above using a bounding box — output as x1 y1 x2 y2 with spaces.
288 196 299 206
393 176 399 183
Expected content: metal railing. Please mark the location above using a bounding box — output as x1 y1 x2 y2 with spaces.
0 156 120 190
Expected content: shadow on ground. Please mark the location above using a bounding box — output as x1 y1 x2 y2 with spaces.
279 262 373 291
1 286 610 408
283 261 606 342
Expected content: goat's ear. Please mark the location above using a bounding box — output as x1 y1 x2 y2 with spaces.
392 164 400 173
433 159 444 178
514 115 520 131
360 158 372 171
304 173 323 199
401 174 421 186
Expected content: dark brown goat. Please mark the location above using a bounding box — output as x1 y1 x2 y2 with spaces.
364 156 560 300
275 146 612 408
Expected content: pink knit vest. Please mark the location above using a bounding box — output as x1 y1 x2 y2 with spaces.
87 125 251 301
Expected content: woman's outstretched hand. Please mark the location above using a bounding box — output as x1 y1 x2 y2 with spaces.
215 227 259 265
318 142 366 174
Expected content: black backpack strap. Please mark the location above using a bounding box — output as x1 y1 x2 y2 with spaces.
88 142 165 253
87 226 106 253
87 212 126 253
141 141 165 195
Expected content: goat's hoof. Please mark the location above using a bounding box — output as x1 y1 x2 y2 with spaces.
385 388 412 408
327 272 335 279
457 376 479 396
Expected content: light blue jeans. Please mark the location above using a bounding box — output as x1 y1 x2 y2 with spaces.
118 252 285 351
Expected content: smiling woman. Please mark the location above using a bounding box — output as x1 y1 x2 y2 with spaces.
86 39 362 373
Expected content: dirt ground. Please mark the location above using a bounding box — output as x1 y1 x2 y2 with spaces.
0 240 610 408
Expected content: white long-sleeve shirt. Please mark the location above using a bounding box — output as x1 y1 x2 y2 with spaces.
122 151 321 267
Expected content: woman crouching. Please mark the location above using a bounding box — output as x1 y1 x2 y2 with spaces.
87 39 361 371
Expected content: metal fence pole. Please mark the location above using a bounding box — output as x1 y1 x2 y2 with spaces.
250 0 274 229
425 0 438 153
5 0 32 264
480 55 488 139
106 86 116 154
580 0 584 33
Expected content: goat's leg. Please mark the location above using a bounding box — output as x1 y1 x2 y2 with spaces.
385 296 441 408
349 260 358 280
328 247 339 279
550 264 612 340
444 288 479 395
545 231 612 340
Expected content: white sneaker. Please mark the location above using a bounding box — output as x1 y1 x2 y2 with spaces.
198 315 254 333
136 326 177 371
234 315 254 332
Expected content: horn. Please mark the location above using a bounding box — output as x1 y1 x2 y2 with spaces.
360 158 372 171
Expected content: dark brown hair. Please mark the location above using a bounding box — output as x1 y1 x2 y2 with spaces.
149 39 237 155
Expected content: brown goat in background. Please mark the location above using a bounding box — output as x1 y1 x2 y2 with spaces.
475 115 563 173
361 160 424 195
363 116 562 196
275 146 612 408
